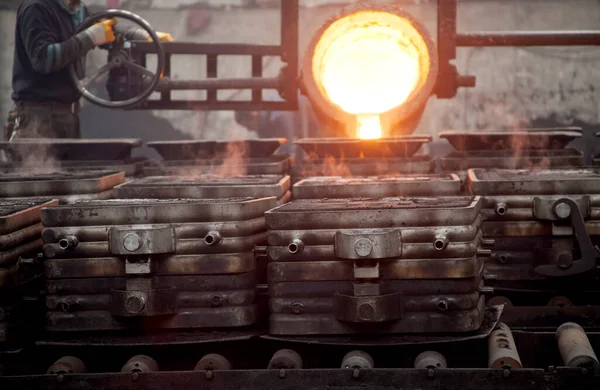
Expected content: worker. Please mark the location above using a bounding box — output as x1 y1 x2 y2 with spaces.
2 0 172 140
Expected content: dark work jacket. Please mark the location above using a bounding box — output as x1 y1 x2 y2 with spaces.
11 0 93 104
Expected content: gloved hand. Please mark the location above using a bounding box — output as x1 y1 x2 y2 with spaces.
83 19 117 46
152 32 174 42
118 26 173 42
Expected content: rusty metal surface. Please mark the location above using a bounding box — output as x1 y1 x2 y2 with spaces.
439 129 582 151
267 240 483 262
0 199 58 235
296 136 432 158
1 157 148 177
267 217 482 246
41 198 278 227
147 139 286 160
0 238 44 266
468 168 600 195
439 149 584 171
47 273 256 295
43 234 266 258
293 156 434 179
46 290 255 311
266 197 481 230
293 175 461 199
46 306 258 331
0 171 125 198
36 329 261 346
0 223 42 251
42 218 266 242
268 258 482 281
269 278 483 297
268 296 485 335
45 254 256 278
114 175 290 199
271 292 480 317
142 155 291 176
0 139 141 161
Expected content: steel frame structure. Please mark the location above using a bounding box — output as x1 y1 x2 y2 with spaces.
124 0 600 111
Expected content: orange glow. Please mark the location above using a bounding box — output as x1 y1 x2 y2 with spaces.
311 10 430 138
357 115 382 139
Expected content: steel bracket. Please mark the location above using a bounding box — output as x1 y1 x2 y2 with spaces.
109 226 175 256
110 287 176 317
534 198 599 277
334 291 403 323
334 229 402 260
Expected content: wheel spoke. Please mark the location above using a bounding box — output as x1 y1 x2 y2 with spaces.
78 63 117 88
122 61 156 78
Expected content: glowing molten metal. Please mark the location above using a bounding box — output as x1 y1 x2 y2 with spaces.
310 10 432 139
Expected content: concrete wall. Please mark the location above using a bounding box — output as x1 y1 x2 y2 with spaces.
1 0 600 155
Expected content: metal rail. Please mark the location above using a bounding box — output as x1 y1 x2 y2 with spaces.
436 0 600 98
128 0 299 111
125 0 600 108
0 368 596 390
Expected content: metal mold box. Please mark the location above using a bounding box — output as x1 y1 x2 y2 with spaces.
439 149 584 172
148 138 286 160
0 199 58 235
0 171 125 198
142 155 291 176
113 175 290 200
293 174 461 199
41 197 274 332
439 128 581 151
1 157 148 177
468 168 600 195
41 198 278 227
293 155 434 180
266 197 481 230
296 136 431 158
266 197 487 335
0 139 141 161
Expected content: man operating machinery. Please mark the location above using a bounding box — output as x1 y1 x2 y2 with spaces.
2 0 172 141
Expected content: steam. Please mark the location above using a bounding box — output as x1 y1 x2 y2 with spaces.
5 115 62 175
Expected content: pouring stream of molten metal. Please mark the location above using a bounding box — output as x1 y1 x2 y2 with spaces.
313 11 423 139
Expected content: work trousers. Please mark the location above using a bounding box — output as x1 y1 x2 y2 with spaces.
2 101 81 140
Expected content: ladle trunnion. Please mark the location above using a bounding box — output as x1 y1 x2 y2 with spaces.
40 197 278 332
265 196 491 335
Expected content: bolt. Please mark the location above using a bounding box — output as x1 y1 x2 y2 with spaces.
132 372 139 382
582 368 588 375
57 374 64 383
554 203 571 219
123 233 142 252
503 368 510 378
358 303 375 321
427 368 435 378
291 303 304 314
205 370 213 380
279 369 286 379
125 295 146 314
353 368 360 379
210 295 224 307
557 253 573 269
354 238 373 257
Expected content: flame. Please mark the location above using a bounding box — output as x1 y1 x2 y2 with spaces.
312 10 428 139
357 115 382 139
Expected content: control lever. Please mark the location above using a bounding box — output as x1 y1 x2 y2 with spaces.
535 198 599 277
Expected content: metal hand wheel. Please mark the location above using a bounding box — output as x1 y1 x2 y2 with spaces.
69 9 165 109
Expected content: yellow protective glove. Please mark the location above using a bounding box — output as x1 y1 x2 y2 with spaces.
84 19 117 46
147 32 173 42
